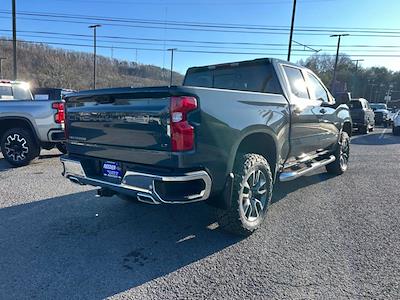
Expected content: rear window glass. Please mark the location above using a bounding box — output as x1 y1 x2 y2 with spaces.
184 62 282 94
349 101 362 109
0 86 13 99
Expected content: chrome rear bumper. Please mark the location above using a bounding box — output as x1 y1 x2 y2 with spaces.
61 158 212 204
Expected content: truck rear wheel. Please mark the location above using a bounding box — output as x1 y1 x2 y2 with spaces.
326 131 350 175
216 153 273 236
359 125 368 134
0 128 40 167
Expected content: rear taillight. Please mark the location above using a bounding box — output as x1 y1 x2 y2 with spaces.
52 102 65 124
170 96 197 152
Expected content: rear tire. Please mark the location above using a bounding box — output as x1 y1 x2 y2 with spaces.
393 127 400 136
216 153 273 236
0 128 40 167
359 125 368 134
326 131 350 175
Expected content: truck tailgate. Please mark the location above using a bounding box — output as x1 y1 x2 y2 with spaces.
66 92 171 152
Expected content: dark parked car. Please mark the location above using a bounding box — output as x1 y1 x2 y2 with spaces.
61 58 352 235
349 98 375 134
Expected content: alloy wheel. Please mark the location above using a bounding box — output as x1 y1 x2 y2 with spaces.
239 169 268 222
339 135 350 170
4 134 29 162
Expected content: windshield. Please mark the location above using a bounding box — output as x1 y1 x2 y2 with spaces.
370 103 387 110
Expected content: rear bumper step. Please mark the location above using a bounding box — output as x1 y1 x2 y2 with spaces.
279 155 336 182
61 157 212 204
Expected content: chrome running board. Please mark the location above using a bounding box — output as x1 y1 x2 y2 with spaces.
279 155 336 182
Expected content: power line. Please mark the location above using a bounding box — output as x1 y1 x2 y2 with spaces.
3 38 400 58
2 11 400 37
2 28 400 49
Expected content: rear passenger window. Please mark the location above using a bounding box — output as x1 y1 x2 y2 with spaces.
283 66 309 99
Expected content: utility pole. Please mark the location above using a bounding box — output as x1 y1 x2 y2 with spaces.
351 59 364 96
351 59 364 72
369 83 377 102
167 48 177 87
89 24 101 89
330 34 349 92
0 57 6 79
12 0 17 80
287 0 297 61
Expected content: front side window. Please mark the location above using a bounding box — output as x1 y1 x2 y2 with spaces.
307 73 329 103
283 66 309 99
12 85 33 100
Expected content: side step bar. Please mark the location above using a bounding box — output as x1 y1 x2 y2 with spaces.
279 155 336 182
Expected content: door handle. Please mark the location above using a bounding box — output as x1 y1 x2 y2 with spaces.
319 108 327 114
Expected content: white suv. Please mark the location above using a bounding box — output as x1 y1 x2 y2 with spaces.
393 111 400 136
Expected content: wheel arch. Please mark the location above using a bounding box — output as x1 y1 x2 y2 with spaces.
227 127 280 179
0 117 39 143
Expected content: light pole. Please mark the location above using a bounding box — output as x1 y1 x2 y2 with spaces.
287 0 297 61
167 48 177 87
330 33 349 92
0 57 6 79
89 24 101 89
12 0 17 80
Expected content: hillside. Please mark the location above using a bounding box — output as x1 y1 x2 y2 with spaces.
0 39 184 90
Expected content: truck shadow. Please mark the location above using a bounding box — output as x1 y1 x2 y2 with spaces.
351 131 400 145
0 191 240 299
0 152 62 172
272 172 335 204
0 157 11 172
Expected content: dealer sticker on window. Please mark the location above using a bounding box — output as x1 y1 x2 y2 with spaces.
102 161 122 179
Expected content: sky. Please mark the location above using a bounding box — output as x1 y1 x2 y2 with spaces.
1 0 400 74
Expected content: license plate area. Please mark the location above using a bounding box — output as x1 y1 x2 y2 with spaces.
102 161 123 179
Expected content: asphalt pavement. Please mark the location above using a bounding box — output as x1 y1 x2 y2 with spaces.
0 128 399 299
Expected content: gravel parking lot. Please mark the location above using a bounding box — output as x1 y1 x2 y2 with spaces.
0 128 399 299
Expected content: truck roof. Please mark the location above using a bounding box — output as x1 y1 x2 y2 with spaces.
186 57 302 73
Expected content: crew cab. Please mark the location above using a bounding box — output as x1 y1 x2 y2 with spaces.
61 58 352 235
0 80 66 167
349 98 375 134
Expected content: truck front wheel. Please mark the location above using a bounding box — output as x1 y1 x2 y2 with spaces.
0 128 40 167
216 153 273 236
325 131 350 175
